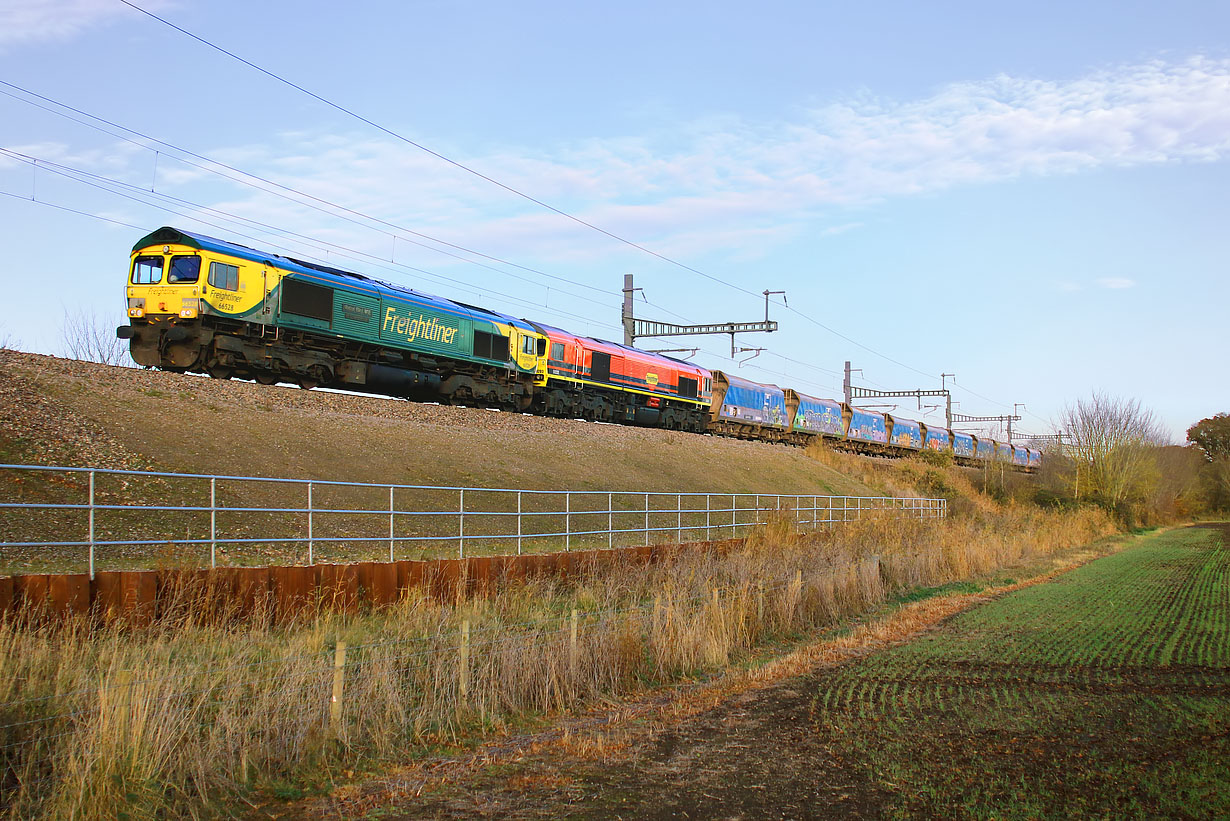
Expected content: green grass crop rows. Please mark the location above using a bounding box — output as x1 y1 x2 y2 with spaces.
809 524 1230 819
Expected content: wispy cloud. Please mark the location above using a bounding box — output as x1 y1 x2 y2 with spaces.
0 0 169 49
192 56 1230 257
35 55 1230 267
820 222 865 237
1097 277 1136 289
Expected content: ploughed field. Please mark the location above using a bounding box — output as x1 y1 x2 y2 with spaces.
400 524 1230 819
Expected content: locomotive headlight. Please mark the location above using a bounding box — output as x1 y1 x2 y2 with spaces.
178 298 200 318
127 297 145 318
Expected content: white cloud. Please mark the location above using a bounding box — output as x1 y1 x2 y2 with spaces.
197 56 1230 259
0 0 169 49
1097 277 1136 289
33 55 1228 269
820 222 864 237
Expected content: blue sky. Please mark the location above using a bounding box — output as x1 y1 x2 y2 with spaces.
1 0 1227 442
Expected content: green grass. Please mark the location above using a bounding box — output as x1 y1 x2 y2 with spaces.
810 524 1230 819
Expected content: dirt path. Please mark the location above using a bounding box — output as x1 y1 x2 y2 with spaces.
286 546 1119 820
282 528 1227 820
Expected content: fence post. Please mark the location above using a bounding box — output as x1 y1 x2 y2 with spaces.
644 493 650 546
87 469 95 579
565 491 570 552
458 488 465 559
115 668 132 724
706 494 711 541
676 494 682 542
388 486 395 563
307 481 314 566
569 608 579 679
210 476 217 569
793 569 803 619
608 492 613 549
329 641 347 738
732 493 737 535
459 620 470 700
517 491 523 556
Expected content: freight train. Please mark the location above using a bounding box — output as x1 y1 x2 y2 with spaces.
116 227 1041 471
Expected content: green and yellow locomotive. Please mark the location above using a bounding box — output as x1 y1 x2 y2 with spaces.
118 227 548 408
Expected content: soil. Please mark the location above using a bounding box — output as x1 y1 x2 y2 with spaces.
0 350 875 496
283 527 1229 820
280 588 1018 820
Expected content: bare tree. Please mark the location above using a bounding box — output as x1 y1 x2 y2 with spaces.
61 308 130 366
1060 392 1169 516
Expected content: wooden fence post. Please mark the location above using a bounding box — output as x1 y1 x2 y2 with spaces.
793 570 803 620
329 641 347 738
115 668 132 724
569 608 579 679
459 620 471 700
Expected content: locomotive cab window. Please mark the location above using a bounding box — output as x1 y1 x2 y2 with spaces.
208 261 240 291
131 255 164 284
167 255 201 284
521 336 536 355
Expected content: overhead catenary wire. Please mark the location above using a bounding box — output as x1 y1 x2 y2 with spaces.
1 76 1043 423
0 149 628 340
111 3 1036 419
3 148 849 397
0 80 624 305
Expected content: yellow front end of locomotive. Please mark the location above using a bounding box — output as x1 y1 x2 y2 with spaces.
127 242 271 321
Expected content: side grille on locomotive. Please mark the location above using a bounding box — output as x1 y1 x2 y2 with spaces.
473 331 510 361
281 278 334 323
678 376 698 398
590 351 611 382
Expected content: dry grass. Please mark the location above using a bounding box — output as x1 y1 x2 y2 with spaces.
0 495 1113 819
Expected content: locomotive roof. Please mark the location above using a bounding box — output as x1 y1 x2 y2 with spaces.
133 227 532 330
531 322 705 371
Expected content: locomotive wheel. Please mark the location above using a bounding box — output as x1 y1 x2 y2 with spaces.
298 365 329 390
255 372 279 385
207 365 232 380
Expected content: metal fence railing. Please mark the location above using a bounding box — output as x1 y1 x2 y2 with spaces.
0 464 946 576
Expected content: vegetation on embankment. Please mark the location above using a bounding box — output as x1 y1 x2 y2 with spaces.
0 350 874 497
0 502 1114 819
